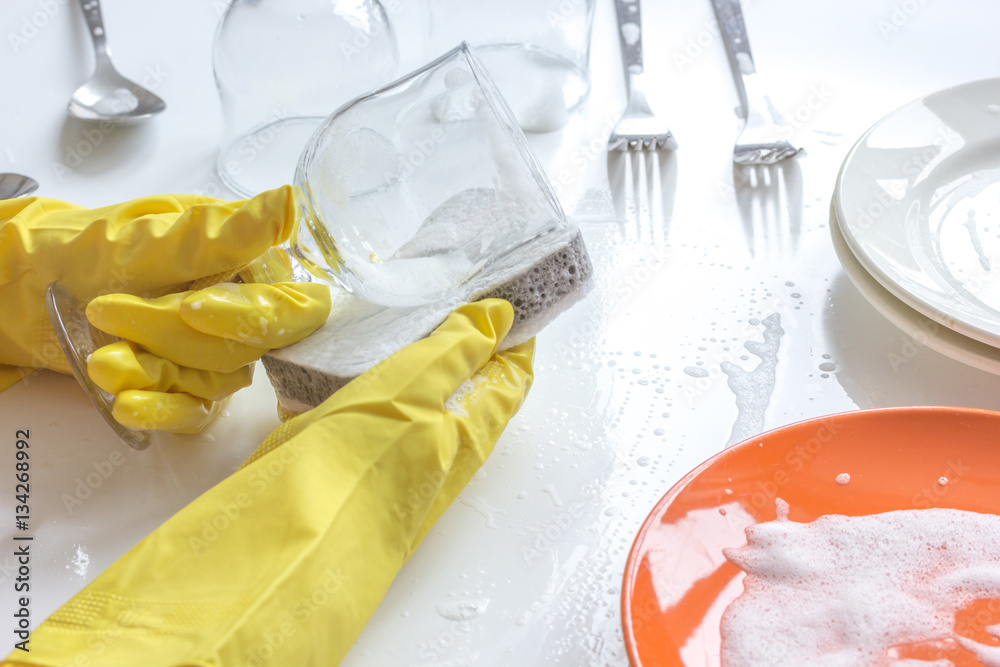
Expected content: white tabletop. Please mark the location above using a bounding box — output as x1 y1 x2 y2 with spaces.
2 1 1000 665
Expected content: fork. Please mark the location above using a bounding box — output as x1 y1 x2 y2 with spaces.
608 0 677 151
711 0 803 165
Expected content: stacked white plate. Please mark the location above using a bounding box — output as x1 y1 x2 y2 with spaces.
831 77 1000 374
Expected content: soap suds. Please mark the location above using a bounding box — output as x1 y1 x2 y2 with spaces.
68 544 90 578
723 313 784 447
721 504 1000 666
93 87 138 115
443 377 478 417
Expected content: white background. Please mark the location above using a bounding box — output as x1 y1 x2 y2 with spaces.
2 0 1000 665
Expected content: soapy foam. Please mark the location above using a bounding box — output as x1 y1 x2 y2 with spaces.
443 377 477 418
262 225 591 411
722 314 784 447
721 503 1000 666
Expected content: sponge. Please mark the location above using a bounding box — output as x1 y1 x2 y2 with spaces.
261 224 592 414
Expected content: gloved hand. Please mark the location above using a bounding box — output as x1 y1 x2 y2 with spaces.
4 299 534 666
0 186 331 432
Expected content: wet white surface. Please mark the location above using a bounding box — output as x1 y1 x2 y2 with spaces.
3 1 1000 665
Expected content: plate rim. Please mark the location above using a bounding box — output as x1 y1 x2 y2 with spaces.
828 202 1000 375
832 76 1000 348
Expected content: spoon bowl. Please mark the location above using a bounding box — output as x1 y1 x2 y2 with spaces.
69 64 166 123
0 173 39 199
69 0 165 123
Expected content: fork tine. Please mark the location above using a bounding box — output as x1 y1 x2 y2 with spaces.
713 0 803 166
610 0 676 156
734 150 762 165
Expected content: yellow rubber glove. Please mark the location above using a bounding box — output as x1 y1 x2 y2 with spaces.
85 282 331 433
0 186 332 433
4 299 534 667
0 186 296 386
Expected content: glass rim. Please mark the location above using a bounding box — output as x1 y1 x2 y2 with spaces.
290 41 569 300
295 43 566 222
458 43 566 227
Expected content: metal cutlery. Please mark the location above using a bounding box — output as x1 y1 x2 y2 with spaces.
68 0 166 123
711 0 803 165
0 173 39 199
608 0 677 151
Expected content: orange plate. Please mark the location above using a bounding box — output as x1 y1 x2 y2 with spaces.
621 406 1000 667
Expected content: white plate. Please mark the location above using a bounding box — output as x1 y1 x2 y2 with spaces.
830 205 1000 375
833 77 1000 348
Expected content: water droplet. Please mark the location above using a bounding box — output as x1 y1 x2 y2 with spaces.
541 484 563 507
458 495 506 528
620 22 641 46
437 598 489 621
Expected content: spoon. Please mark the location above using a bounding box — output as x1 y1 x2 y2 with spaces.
68 0 166 123
0 173 39 199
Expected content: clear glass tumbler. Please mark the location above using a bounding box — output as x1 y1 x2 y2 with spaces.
421 0 597 133
291 42 568 307
213 0 399 198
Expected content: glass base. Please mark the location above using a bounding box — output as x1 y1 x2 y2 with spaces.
475 44 590 133
217 116 325 198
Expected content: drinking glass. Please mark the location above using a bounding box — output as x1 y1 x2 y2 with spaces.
421 0 597 132
214 0 399 197
290 42 568 307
